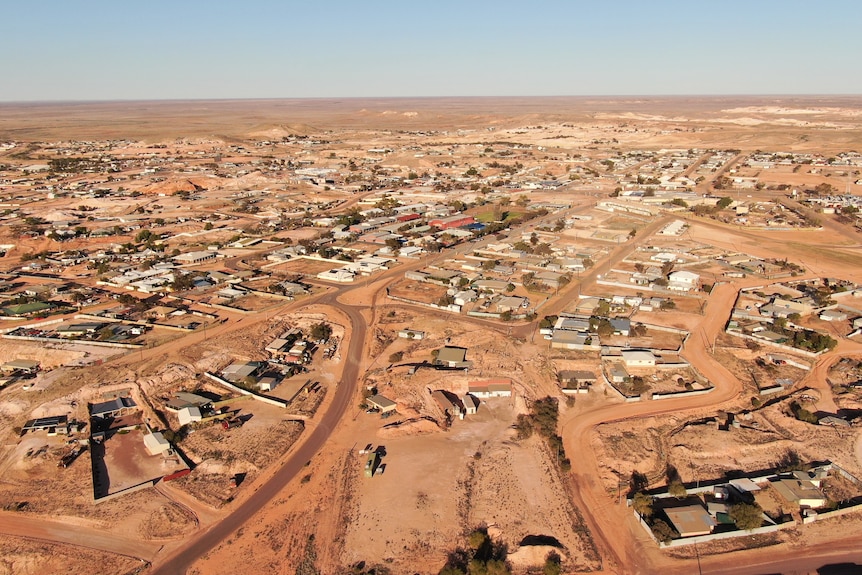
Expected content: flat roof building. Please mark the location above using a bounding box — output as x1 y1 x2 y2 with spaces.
367 394 397 413
663 504 717 538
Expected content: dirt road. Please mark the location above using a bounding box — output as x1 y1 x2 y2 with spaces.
147 289 366 575
560 276 862 575
0 511 161 562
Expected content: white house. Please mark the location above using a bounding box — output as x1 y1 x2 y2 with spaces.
621 350 657 367
468 379 512 398
316 268 355 283
668 270 700 292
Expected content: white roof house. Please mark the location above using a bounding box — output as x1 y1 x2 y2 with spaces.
621 350 656 367
668 270 700 292
668 270 700 286
316 268 355 283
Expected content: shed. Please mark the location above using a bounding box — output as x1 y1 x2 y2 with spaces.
367 394 397 414
1 359 40 374
258 376 280 392
462 394 479 415
178 406 202 426
609 363 629 383
431 389 463 417
437 346 468 367
143 432 171 456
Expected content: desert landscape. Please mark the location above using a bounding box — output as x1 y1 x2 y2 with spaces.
1 96 862 575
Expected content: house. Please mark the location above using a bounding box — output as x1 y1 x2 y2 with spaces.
663 503 718 537
609 317 632 336
496 296 527 313
473 279 510 293
468 379 512 398
558 370 596 391
436 346 468 367
316 268 355 283
143 432 171 456
177 406 202 426
1 301 53 318
621 350 656 367
165 392 212 412
257 376 280 392
668 270 700 292
554 316 591 332
819 309 848 322
367 394 397 414
221 361 266 383
551 330 591 349
90 396 138 419
265 338 291 355
771 472 828 508
453 289 478 306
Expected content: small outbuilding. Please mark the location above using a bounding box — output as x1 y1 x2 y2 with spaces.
143 432 171 456
367 394 397 414
178 406 202 426
462 394 479 415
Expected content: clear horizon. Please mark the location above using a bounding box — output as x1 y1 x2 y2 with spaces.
3 0 861 102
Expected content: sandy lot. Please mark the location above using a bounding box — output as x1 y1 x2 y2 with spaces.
0 535 140 575
342 398 598 572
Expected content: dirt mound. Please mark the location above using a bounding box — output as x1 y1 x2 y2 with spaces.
141 176 214 195
376 417 441 438
507 544 567 569
247 124 318 139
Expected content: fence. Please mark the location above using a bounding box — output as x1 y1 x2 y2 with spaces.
203 372 289 408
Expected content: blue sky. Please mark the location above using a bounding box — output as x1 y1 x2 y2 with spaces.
2 0 860 101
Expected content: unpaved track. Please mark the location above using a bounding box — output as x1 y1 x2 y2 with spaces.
0 510 162 561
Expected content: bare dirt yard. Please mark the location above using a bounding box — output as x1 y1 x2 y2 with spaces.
387 278 449 305
0 535 140 575
342 398 598 574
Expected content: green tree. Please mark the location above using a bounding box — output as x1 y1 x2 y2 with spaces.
309 322 332 342
729 502 763 531
651 519 678 544
668 480 687 498
514 414 533 439
632 492 654 518
716 196 733 209
543 552 562 575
